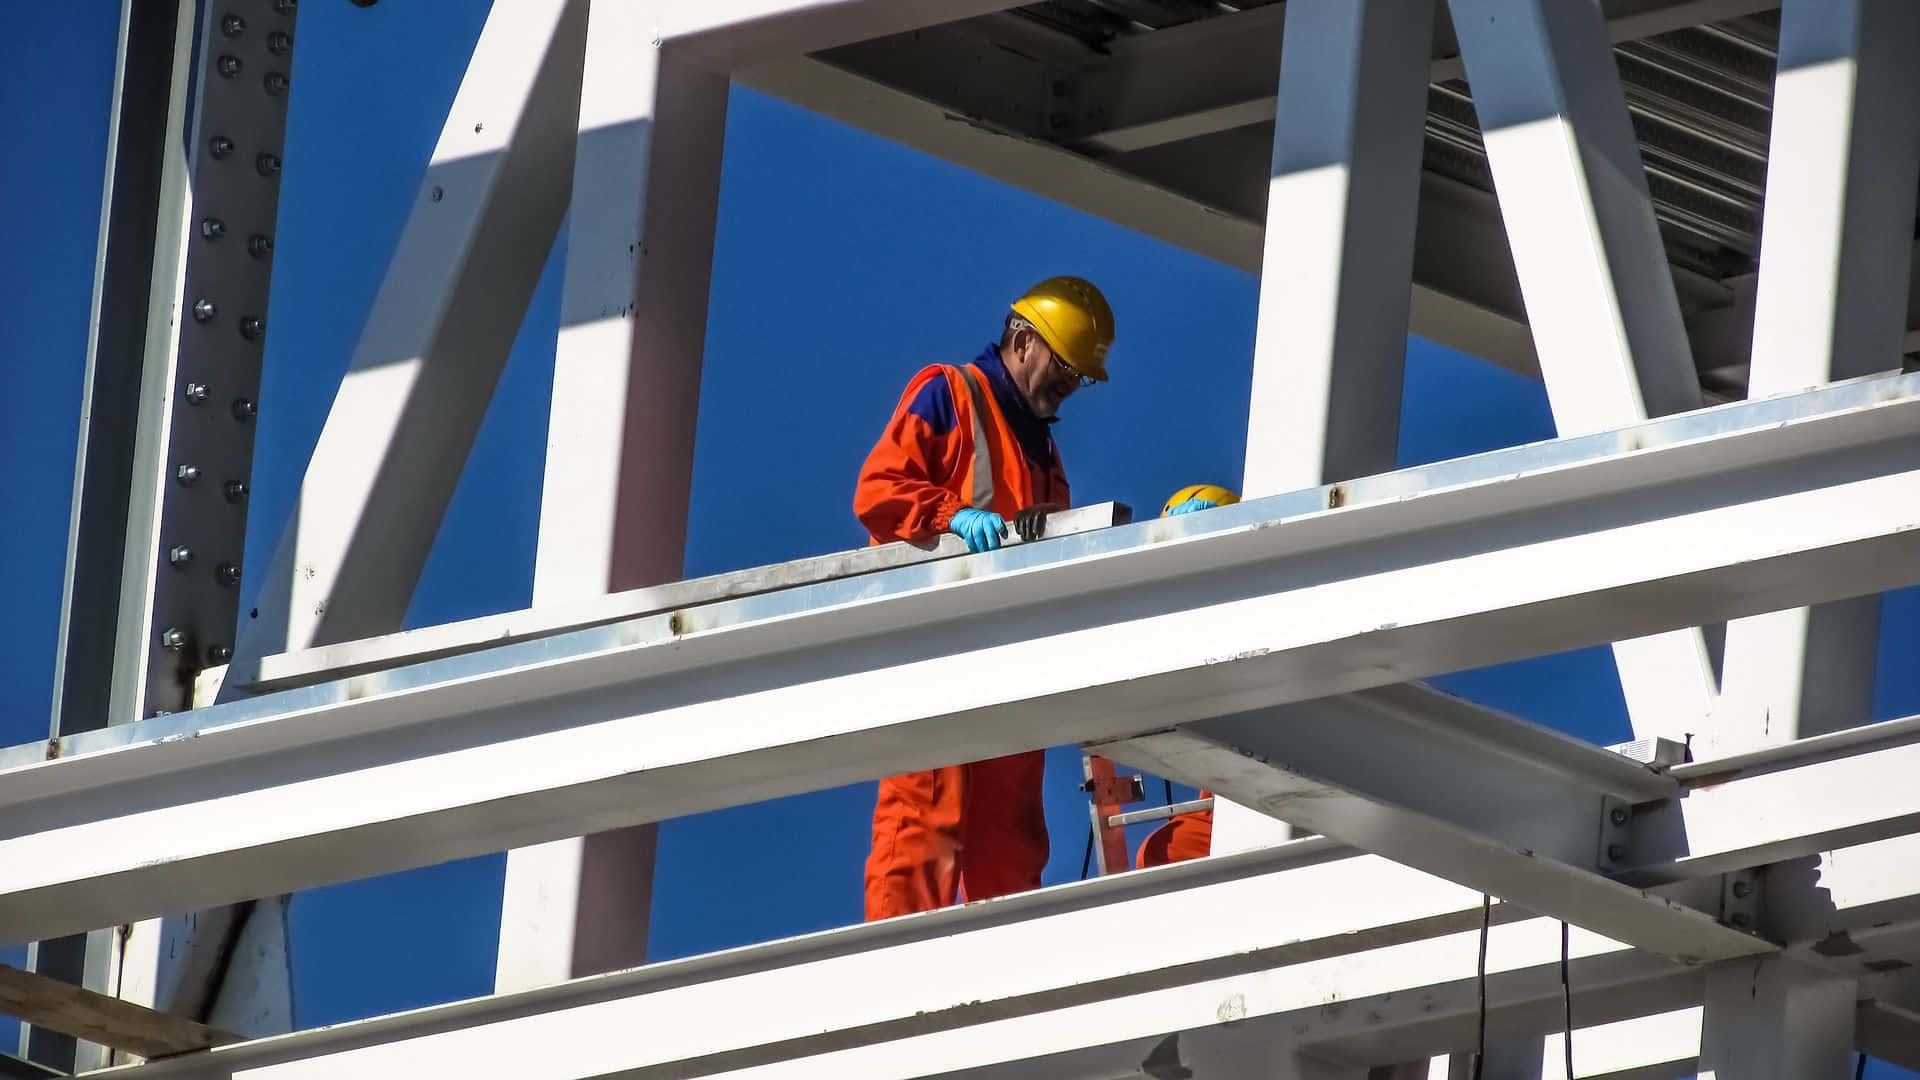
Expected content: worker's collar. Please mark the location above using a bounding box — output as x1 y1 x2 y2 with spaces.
977 345 1058 427
977 344 1059 471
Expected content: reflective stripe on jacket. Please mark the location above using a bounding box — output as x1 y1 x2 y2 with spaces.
854 345 1070 544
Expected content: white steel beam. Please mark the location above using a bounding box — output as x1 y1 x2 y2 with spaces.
34 1 198 1067
1710 0 1920 755
225 0 590 682
498 0 730 993
1540 1007 1700 1080
1073 3 1292 157
1227 0 1433 854
89 0 196 737
899 829 1920 1078
101 830 1920 1079
1069 0 1779 156
1449 0 1715 744
869 943 1692 1080
50 0 194 740
1697 957 1857 1080
736 54 1262 270
733 56 1543 378
661 0 1026 70
1095 688 1757 963
1743 0 1920 393
1764 832 1920 981
5 376 1920 939
100 846 1679 1080
1245 0 1430 495
251 504 1130 691
1626 715 1920 885
1128 687 1920 962
181 0 590 1043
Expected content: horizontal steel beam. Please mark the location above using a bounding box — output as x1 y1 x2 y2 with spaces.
1629 713 1920 885
1093 683 1762 964
735 55 1547 376
1100 692 1920 966
5 374 1920 941
784 1 1801 386
245 503 1131 690
122 829 1920 1080
105 845 1684 1079
660 0 1024 70
1066 0 1777 155
94 827 1920 1077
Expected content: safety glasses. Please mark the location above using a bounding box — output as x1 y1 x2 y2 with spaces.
1047 347 1096 390
1010 315 1095 390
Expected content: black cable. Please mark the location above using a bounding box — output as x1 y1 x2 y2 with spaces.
1561 920 1574 1079
1079 826 1094 880
1163 778 1174 806
1474 894 1491 1080
1857 1052 1869 1080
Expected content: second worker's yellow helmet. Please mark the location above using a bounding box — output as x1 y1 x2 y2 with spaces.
1011 276 1115 382
1162 484 1241 517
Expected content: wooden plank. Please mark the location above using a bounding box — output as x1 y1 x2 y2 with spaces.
0 964 238 1060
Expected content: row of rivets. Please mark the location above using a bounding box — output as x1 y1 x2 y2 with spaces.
152 1 302 711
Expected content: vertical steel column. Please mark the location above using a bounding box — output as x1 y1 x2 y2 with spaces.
1217 0 1432 855
1241 0 1432 496
134 0 304 719
49 0 185 741
177 0 589 1048
1698 957 1857 1080
102 0 306 1060
1448 0 1716 742
31 0 194 1070
1709 0 1920 755
494 0 730 991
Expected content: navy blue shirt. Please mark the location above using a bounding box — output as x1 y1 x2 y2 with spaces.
904 345 1057 471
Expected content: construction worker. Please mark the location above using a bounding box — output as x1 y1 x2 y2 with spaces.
1135 484 1240 869
854 276 1115 920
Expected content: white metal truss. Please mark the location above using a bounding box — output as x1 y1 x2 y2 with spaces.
499 0 728 994
8 370 1920 943
1453 0 1721 747
93 829 1920 1078
20 0 1920 1076
1222 0 1433 853
229 0 591 670
1708 0 1920 758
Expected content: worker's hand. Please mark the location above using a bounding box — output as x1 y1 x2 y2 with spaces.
1165 497 1219 517
1014 503 1065 542
949 508 1009 553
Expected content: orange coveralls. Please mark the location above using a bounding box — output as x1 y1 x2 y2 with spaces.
1135 803 1213 867
855 345 1069 920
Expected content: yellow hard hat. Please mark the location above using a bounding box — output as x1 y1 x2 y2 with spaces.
1162 484 1240 517
1010 276 1115 382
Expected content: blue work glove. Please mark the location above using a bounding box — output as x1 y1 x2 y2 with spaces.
949 507 1008 553
1165 498 1218 517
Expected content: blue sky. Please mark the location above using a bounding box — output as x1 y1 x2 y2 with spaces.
2 2 1916 1075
